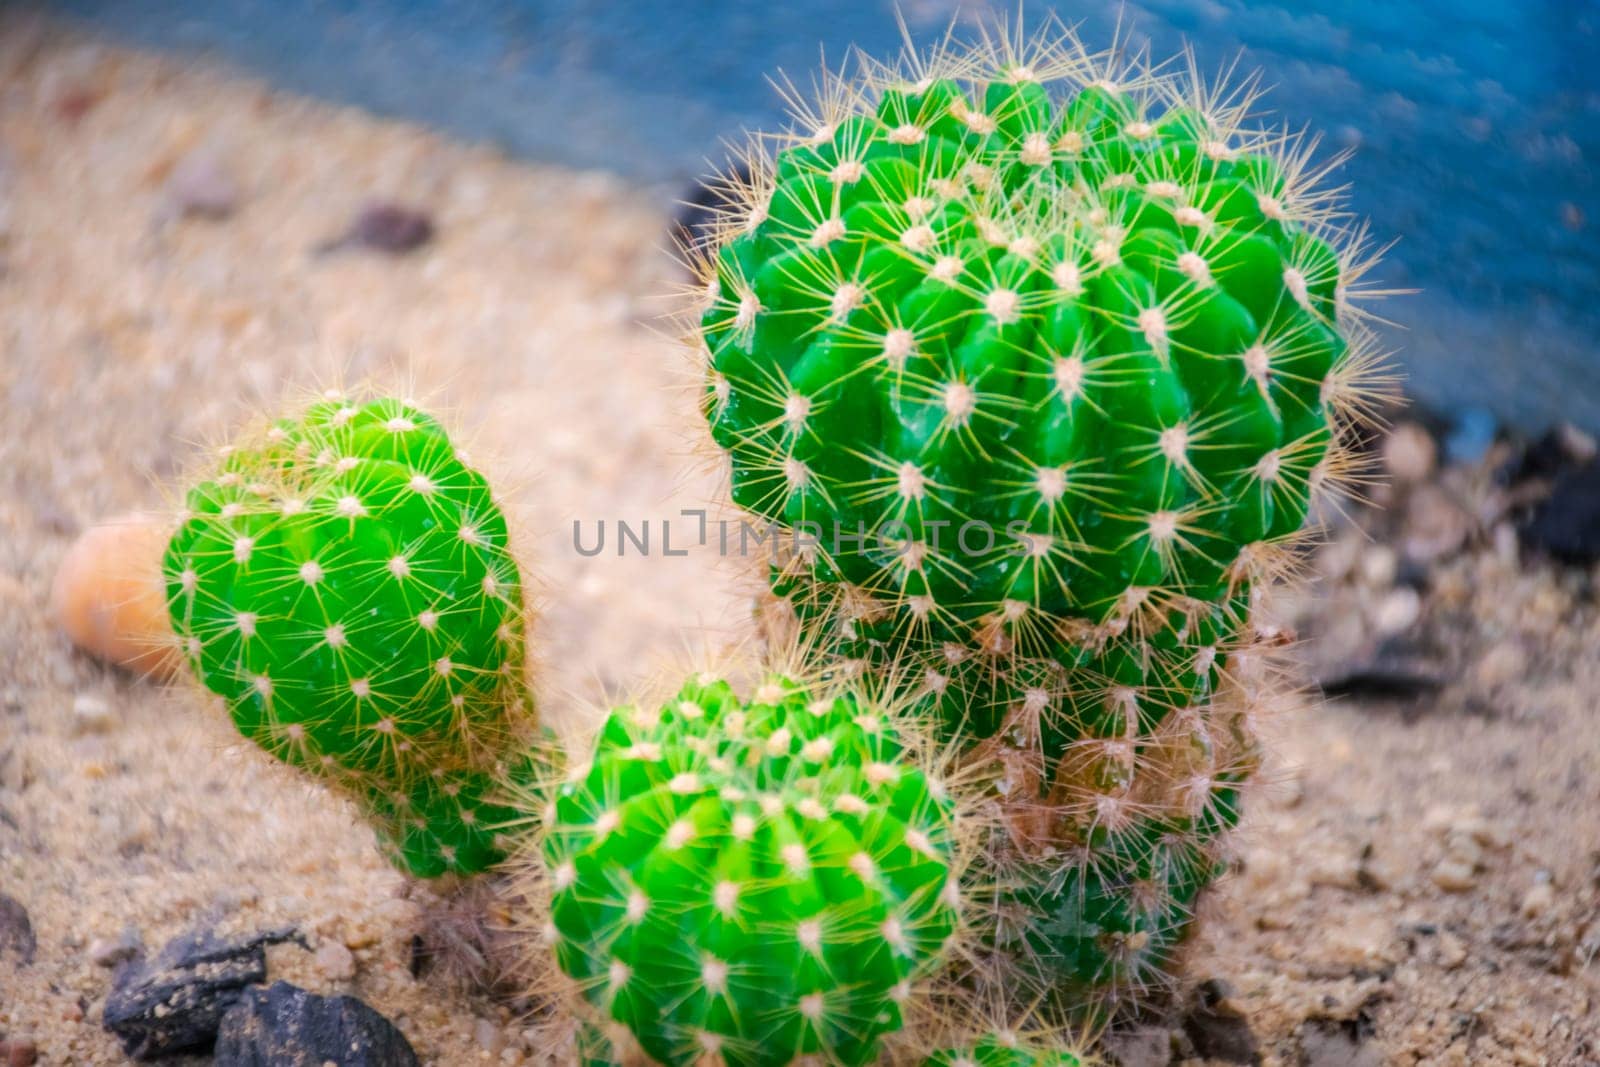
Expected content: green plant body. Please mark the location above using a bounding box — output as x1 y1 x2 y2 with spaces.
164 393 536 877
540 672 964 1067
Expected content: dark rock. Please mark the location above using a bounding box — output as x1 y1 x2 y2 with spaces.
1181 979 1260 1065
319 202 434 255
1521 461 1600 564
1318 657 1448 701
1509 423 1598 486
102 926 301 1060
215 981 419 1067
0 893 35 965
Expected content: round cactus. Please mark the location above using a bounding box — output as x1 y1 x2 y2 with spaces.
535 672 965 1067
697 32 1380 645
691 21 1383 1018
164 392 536 877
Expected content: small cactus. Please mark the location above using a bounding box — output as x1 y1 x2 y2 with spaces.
163 393 537 877
690 18 1387 1016
532 672 966 1067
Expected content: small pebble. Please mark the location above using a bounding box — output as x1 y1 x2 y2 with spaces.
1358 545 1398 588
88 926 141 967
0 1038 38 1067
1444 832 1484 869
1318 911 1395 966
1556 422 1598 464
373 897 424 930
55 87 100 122
475 1017 506 1055
1308 848 1363 891
314 939 356 981
1403 485 1471 563
71 693 114 734
1317 533 1363 582
1474 642 1526 690
1384 421 1437 482
1359 847 1405 892
164 147 239 220
1520 879 1555 919
51 515 180 679
1434 931 1469 970
1452 816 1509 850
1432 858 1478 892
1372 587 1422 636
322 202 434 255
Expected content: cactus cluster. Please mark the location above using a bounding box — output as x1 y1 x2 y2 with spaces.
145 18 1379 1065
536 672 965 1067
691 21 1383 1016
164 393 537 877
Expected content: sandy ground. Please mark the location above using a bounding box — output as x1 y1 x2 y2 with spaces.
0 15 1594 1067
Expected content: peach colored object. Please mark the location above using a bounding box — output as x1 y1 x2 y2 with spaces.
51 513 180 679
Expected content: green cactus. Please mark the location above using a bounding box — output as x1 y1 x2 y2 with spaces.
163 393 537 877
924 1032 1090 1067
772 579 1264 1010
692 23 1381 1017
698 42 1376 647
537 672 964 1067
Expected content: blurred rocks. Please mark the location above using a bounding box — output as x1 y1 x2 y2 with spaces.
312 938 356 981
1521 878 1556 919
1383 421 1437 483
1509 422 1596 485
1100 1027 1173 1067
1431 858 1477 892
87 925 142 968
1399 485 1472 564
1372 587 1421 637
70 692 114 734
319 201 434 255
102 926 301 1060
163 147 240 220
1303 406 1600 716
0 1038 38 1067
214 981 418 1067
1520 462 1600 564
0 894 35 965
1181 979 1260 1065
1299 1021 1382 1067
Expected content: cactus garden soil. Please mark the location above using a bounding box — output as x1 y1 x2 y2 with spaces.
0 15 1594 1066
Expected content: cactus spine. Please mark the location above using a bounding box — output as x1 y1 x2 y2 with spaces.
533 672 966 1067
164 393 537 877
691 19 1386 1015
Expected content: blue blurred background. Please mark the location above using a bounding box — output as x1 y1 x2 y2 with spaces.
51 0 1600 433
